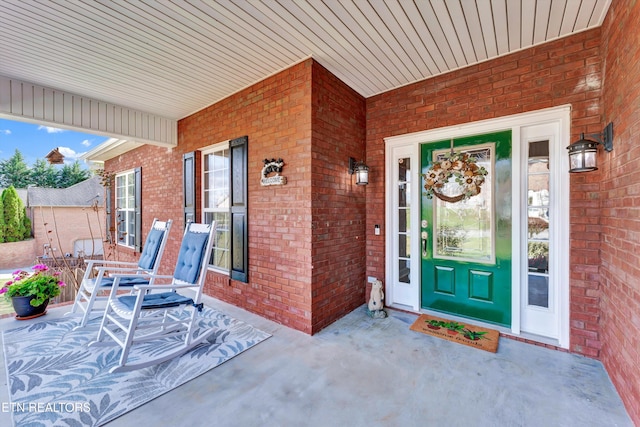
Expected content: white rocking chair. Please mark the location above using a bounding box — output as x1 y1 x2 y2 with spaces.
88 222 216 373
67 218 173 329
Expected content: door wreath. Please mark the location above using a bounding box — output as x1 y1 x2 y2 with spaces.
423 151 488 203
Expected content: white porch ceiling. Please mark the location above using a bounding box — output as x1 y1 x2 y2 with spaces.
0 0 611 121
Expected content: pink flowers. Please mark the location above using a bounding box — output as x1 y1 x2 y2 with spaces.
1 264 65 306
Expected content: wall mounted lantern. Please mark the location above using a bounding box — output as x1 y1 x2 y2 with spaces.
349 157 369 185
567 122 613 173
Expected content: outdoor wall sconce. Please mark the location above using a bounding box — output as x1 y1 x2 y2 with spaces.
567 122 613 173
349 157 369 185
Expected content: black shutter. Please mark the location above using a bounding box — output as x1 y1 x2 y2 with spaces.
183 152 197 227
230 136 248 282
134 167 142 252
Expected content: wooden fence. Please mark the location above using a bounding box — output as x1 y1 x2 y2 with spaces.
36 256 102 304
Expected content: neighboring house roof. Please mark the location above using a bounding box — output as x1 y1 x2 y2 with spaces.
11 188 28 207
0 188 28 206
11 177 105 208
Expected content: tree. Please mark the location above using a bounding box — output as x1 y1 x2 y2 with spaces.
0 193 5 243
57 161 91 188
0 149 30 188
30 159 59 188
1 186 30 242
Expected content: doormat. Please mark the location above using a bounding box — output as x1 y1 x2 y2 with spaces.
409 314 499 353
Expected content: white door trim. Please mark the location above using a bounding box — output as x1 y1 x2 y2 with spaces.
384 105 570 348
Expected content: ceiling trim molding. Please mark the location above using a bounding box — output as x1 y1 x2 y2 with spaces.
0 75 177 148
79 137 144 163
180 55 314 120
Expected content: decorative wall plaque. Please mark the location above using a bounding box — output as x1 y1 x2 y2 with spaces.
261 158 287 186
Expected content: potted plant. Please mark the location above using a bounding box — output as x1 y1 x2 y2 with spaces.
0 264 65 319
462 329 488 341
443 321 465 335
426 319 444 330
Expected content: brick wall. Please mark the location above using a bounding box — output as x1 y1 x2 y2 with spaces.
366 29 603 357
0 239 37 269
106 60 317 333
97 14 640 421
106 60 371 335
31 206 105 258
105 150 184 268
310 61 367 333
600 0 640 423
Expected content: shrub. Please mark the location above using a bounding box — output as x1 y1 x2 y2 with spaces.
0 194 4 243
1 186 30 242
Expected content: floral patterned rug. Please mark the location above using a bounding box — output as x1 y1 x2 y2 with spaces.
2 308 270 426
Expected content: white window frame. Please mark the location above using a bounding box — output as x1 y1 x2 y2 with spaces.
115 170 135 249
201 141 230 272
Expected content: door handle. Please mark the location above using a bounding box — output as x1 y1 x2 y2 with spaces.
421 231 428 256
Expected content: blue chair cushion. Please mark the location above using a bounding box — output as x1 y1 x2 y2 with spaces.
173 230 209 284
118 292 194 310
138 227 166 270
99 276 150 287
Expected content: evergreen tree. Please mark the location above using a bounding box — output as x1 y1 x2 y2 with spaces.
1 186 29 242
0 149 30 188
57 161 91 188
30 159 59 188
0 193 5 243
22 212 32 239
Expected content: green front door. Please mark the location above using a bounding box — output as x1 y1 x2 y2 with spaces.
420 131 512 327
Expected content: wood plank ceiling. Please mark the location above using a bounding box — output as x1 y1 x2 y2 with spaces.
0 0 611 121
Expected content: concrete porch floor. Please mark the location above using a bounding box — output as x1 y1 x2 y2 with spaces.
0 296 632 427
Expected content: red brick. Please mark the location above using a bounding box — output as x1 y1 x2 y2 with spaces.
367 29 605 361
104 59 365 337
599 1 640 424
99 7 640 423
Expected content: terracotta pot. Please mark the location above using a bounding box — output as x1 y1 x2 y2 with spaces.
11 296 49 320
446 329 458 335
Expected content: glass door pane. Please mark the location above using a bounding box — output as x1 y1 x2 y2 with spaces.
433 145 494 263
398 158 410 283
527 140 550 308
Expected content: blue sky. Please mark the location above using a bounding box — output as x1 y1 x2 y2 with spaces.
0 118 109 167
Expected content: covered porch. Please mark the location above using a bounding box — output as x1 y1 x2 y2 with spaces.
0 299 632 426
1 0 639 424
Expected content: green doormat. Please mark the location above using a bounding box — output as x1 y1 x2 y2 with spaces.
410 314 499 353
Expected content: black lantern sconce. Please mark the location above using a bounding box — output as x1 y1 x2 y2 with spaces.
349 157 369 185
567 122 614 173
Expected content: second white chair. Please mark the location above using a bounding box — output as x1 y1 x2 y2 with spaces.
67 218 172 329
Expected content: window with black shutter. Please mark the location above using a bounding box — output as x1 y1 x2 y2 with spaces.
229 136 248 282
185 135 248 282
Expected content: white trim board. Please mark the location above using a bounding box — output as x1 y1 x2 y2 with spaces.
384 105 571 348
0 75 177 149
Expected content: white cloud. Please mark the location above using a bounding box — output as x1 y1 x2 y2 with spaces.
81 139 91 147
37 125 65 133
57 146 85 161
1 129 10 135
